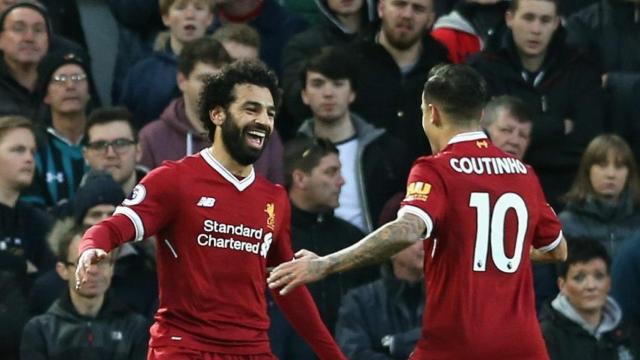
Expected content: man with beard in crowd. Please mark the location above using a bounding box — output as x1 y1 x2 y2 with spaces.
74 60 345 360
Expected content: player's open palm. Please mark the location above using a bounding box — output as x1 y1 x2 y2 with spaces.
75 248 108 290
268 249 329 296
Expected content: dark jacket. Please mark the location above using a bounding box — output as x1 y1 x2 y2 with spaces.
290 204 377 333
612 236 640 334
566 0 640 160
467 28 604 207
118 41 179 128
559 195 640 257
335 265 424 359
0 56 42 120
297 113 410 232
349 34 450 161
281 0 377 133
21 290 149 360
540 295 637 360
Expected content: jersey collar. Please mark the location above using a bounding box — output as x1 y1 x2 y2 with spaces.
447 131 488 145
200 149 255 191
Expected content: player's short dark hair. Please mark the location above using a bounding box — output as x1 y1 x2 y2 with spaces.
212 23 261 50
198 59 280 142
283 137 339 190
423 64 488 123
556 239 611 279
509 0 559 13
481 95 534 128
178 37 232 77
300 46 356 91
86 106 138 142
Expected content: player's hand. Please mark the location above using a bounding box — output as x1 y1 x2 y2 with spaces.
75 248 108 290
267 251 330 296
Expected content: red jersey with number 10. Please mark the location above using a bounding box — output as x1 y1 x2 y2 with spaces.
399 132 562 360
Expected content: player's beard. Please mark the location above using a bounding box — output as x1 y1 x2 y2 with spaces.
221 110 271 166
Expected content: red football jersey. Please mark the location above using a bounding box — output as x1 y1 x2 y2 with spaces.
80 150 338 355
400 132 562 360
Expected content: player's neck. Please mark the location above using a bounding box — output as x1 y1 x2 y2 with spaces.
70 289 105 318
437 123 482 151
208 144 252 177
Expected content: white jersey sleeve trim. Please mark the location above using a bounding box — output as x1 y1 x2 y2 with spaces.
114 206 145 242
397 205 434 241
535 231 563 253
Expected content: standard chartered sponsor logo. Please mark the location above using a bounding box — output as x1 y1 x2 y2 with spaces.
197 220 272 257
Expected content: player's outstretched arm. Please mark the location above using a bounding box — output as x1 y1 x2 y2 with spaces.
530 236 568 263
268 212 425 295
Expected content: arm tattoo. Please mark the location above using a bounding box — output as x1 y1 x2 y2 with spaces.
323 214 425 274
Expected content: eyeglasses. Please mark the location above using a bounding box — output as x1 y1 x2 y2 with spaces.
86 138 136 155
51 73 87 85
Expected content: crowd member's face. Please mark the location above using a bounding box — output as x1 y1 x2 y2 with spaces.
0 127 35 192
328 0 363 16
391 241 424 278
559 258 610 316
217 84 275 165
301 72 355 124
44 64 90 114
83 204 116 226
163 0 213 46
84 121 140 186
301 153 344 212
179 62 223 115
485 110 532 160
589 151 628 202
58 235 114 298
378 0 435 50
506 0 559 61
0 7 48 66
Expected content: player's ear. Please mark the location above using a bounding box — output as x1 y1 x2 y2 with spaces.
210 106 226 126
430 103 442 127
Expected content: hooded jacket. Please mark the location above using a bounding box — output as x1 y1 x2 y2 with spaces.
21 290 149 360
297 113 410 232
559 195 640 257
540 294 637 360
282 0 377 131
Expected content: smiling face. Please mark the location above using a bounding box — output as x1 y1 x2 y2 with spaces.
378 0 435 50
506 0 559 62
44 64 90 115
162 0 213 48
0 7 48 66
0 127 35 192
217 84 275 165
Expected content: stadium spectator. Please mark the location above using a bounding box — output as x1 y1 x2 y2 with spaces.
212 22 260 60
480 95 533 160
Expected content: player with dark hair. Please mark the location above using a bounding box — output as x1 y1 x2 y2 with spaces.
268 63 568 359
75 60 345 360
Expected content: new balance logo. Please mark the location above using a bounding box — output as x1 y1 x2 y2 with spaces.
197 197 216 207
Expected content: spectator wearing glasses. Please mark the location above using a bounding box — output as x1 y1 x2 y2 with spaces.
83 107 145 197
20 220 149 360
22 51 91 209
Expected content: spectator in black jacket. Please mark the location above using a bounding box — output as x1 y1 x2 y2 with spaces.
335 240 424 359
539 239 638 360
0 115 54 360
21 220 149 360
468 0 605 210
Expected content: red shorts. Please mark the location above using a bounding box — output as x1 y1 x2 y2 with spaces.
148 347 278 360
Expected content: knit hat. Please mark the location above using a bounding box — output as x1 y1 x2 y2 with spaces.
73 170 125 225
0 2 52 44
36 50 91 96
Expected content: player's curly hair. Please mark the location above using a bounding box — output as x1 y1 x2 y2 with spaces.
198 59 280 142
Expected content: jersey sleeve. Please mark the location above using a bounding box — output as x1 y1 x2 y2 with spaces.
398 159 447 240
79 164 179 253
530 169 563 252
